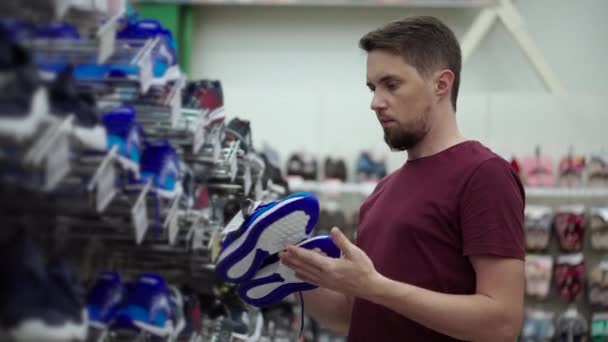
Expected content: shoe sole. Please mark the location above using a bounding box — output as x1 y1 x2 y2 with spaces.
215 194 319 283
0 88 48 143
237 235 340 307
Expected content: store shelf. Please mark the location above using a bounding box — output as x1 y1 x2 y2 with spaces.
288 179 378 196
138 0 497 8
289 180 608 199
525 187 608 198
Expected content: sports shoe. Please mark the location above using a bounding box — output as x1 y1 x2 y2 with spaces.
132 140 181 199
592 312 608 342
238 235 340 308
521 148 554 187
356 151 386 182
556 307 587 342
179 286 203 341
524 205 553 252
555 253 586 302
168 285 186 340
110 273 174 337
520 308 555 341
590 208 608 250
47 66 107 151
524 255 553 299
0 32 50 143
0 231 87 342
86 272 124 330
554 209 587 252
225 118 253 154
113 19 180 85
215 192 320 283
102 104 145 175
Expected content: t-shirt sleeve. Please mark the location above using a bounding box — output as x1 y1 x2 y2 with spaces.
460 157 525 260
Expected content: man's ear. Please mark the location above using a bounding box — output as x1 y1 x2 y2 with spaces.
435 69 455 99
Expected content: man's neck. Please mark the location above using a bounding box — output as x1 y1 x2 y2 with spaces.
406 108 466 161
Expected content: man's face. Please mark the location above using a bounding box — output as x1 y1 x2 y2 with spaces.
366 50 435 151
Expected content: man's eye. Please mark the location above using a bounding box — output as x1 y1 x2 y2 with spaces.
386 82 399 91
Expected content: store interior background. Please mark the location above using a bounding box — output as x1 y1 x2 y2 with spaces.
188 0 608 173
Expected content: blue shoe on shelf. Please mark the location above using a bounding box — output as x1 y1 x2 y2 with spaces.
132 140 181 199
102 105 144 176
215 192 320 283
237 235 340 308
86 272 124 330
110 273 174 337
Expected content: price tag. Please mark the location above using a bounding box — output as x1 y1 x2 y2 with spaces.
95 161 117 212
44 133 70 191
254 177 263 200
212 134 222 161
163 191 181 245
193 122 206 154
97 18 117 64
138 48 153 94
243 164 252 195
229 150 238 182
170 84 182 129
131 181 150 244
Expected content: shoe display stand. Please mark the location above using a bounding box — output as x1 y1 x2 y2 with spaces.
0 1 291 341
522 190 608 341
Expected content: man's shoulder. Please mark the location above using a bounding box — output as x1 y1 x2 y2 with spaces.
456 140 511 174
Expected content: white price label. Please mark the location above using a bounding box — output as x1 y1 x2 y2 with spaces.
212 135 221 161
168 213 179 246
170 87 182 128
254 178 263 200
98 20 116 64
243 165 252 195
193 123 206 154
44 133 70 191
229 151 238 182
95 162 117 212
139 51 153 94
163 194 181 246
131 182 150 244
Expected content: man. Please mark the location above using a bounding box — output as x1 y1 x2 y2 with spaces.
279 16 525 341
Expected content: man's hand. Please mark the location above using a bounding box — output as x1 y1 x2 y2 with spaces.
279 227 381 298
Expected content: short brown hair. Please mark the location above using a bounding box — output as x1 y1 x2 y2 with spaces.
359 16 461 111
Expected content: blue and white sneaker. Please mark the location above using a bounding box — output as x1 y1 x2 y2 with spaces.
102 105 144 176
237 235 340 308
112 19 180 85
110 273 174 337
132 140 181 199
86 272 124 330
215 192 320 283
168 285 186 340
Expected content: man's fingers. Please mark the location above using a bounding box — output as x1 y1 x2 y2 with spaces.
330 227 353 257
284 245 332 270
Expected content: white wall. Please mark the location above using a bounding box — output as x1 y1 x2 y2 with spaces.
190 2 608 175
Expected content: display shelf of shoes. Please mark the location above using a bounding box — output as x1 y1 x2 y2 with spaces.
526 187 608 199
137 0 497 7
288 179 379 197
290 180 608 199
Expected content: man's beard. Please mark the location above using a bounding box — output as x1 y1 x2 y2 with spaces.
383 126 426 151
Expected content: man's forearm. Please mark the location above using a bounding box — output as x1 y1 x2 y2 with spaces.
302 288 353 336
364 275 520 341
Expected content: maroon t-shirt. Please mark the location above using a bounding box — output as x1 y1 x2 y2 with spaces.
348 141 525 341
